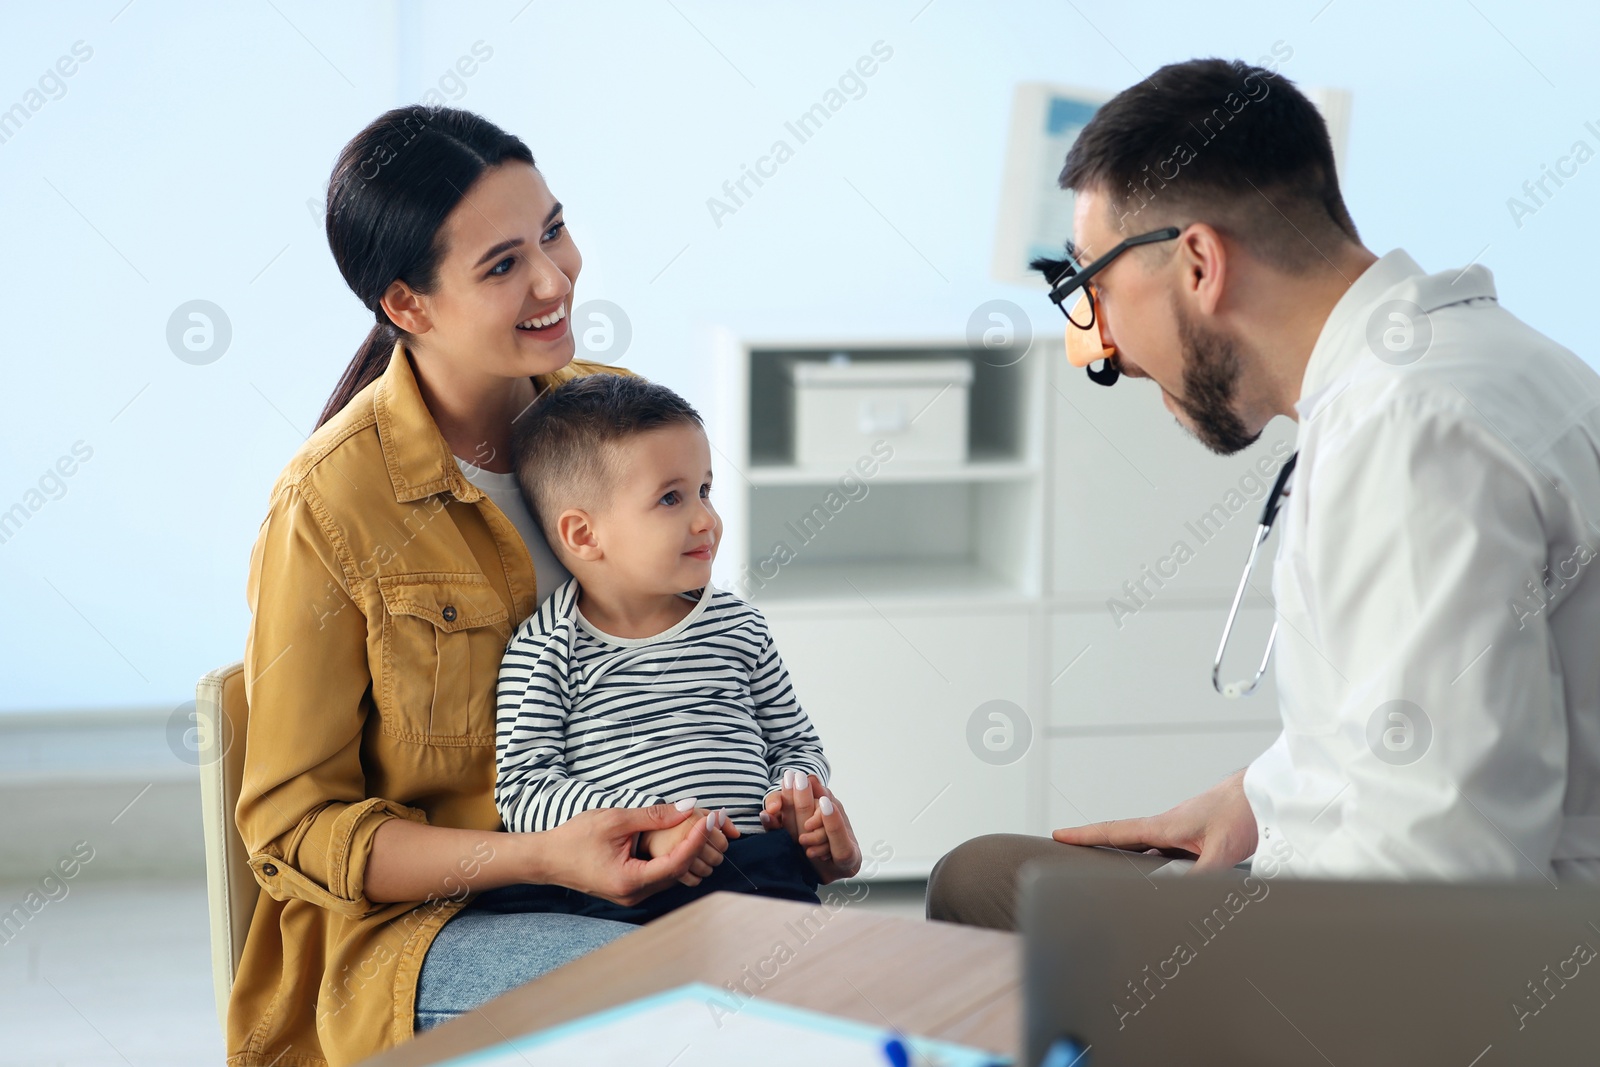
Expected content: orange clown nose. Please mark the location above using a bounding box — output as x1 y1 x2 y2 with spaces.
1064 291 1116 369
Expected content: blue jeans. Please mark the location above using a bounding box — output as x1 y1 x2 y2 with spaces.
414 907 635 1032
413 831 819 1031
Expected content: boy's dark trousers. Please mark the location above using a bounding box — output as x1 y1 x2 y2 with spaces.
468 825 821 925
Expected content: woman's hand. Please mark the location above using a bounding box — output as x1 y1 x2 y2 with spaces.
760 767 823 842
786 774 862 884
640 808 739 886
538 801 710 906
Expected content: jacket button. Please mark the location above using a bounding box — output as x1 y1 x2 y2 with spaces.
262 863 278 877
442 605 458 623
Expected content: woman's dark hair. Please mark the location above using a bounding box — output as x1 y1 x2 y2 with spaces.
316 106 536 430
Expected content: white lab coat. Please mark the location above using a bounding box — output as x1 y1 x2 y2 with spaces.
1243 249 1600 882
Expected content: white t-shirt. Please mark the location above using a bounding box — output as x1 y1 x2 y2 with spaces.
454 457 571 609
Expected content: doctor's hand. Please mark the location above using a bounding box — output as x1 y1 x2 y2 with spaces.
1050 769 1258 873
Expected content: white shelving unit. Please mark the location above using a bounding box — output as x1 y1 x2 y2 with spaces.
709 329 1296 878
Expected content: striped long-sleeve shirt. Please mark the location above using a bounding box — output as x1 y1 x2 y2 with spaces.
494 577 829 834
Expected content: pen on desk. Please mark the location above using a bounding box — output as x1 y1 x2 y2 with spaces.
881 1033 956 1067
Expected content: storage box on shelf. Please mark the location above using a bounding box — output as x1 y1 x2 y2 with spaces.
779 355 974 467
718 337 1045 613
709 329 1296 878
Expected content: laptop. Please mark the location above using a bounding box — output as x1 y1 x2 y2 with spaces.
1020 856 1599 1066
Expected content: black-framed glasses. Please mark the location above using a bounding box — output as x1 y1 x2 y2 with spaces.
1042 225 1181 386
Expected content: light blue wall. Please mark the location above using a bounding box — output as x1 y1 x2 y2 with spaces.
3 0 1596 711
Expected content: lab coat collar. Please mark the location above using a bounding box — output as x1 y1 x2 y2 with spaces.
1292 248 1499 422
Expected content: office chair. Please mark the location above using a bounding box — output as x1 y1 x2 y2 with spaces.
194 660 255 1031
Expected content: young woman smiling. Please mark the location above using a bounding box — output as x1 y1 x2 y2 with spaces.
229 107 726 1066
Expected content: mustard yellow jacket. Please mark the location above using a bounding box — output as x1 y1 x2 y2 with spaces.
232 341 635 1066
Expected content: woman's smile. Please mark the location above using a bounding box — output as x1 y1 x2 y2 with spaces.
515 302 569 341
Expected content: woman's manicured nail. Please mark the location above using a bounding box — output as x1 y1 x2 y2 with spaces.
797 774 811 794
676 798 697 812
819 796 834 816
783 769 795 789
705 812 716 831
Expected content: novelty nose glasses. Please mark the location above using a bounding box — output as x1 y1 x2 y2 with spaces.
1042 225 1181 387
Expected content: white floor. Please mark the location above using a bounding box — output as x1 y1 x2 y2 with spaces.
0 877 928 1066
0 879 222 1067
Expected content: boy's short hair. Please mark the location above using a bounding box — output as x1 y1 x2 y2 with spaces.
510 373 704 548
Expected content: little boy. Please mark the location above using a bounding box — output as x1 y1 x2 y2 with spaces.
490 373 835 923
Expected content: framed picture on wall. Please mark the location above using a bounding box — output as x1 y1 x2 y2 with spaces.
990 82 1110 288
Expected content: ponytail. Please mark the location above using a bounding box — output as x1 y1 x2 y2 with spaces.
316 105 537 430
315 321 399 431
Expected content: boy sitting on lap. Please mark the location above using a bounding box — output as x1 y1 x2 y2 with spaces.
489 373 848 923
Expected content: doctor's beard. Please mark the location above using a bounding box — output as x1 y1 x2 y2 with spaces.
1171 296 1261 456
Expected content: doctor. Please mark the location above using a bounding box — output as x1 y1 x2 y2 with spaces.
929 57 1600 930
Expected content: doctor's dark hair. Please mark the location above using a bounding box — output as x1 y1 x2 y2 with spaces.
511 373 705 548
315 106 536 430
1046 56 1358 277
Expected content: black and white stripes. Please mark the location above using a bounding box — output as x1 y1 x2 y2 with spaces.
495 577 829 834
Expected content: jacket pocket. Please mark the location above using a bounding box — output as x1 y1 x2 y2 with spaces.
376 572 510 744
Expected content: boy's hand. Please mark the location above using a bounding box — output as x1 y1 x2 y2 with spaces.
761 787 792 839
638 807 739 886
794 775 862 884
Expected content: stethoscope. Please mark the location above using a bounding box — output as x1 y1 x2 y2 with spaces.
1212 451 1298 699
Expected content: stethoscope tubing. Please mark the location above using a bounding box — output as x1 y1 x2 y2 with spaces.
1212 452 1299 698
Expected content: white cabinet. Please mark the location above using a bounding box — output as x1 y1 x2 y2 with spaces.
1047 605 1282 729
709 330 1294 878
1047 359 1297 601
763 607 1034 878
1046 606 1283 837
1046 728 1282 827
711 333 1047 612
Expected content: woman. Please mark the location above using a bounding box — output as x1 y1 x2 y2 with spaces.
232 105 863 1066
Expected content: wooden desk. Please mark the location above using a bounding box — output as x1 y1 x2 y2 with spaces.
359 891 1020 1066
